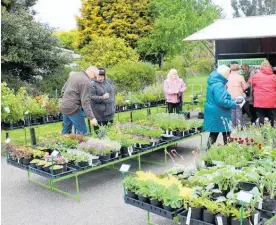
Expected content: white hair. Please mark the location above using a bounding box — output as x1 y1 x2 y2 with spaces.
86 66 99 75
217 65 230 77
167 68 178 80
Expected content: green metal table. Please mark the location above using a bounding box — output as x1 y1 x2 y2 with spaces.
27 133 204 201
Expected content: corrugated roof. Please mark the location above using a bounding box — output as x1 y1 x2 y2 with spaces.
184 14 276 41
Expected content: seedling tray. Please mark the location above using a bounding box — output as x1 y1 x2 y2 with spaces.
7 159 29 171
29 166 76 179
124 196 184 220
68 163 92 171
178 210 215 225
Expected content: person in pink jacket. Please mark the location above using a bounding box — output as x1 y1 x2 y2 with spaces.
248 59 276 127
226 61 248 127
163 69 187 113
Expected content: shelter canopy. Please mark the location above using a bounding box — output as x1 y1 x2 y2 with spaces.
184 15 276 41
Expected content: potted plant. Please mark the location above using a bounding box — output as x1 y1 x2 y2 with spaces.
136 180 152 203
21 148 33 165
124 176 139 199
202 199 219 224
32 150 45 159
75 154 90 167
50 165 63 175
161 184 183 212
261 172 276 211
30 159 41 168
36 160 47 170
43 162 55 173
55 156 68 172
188 196 204 220
149 183 166 208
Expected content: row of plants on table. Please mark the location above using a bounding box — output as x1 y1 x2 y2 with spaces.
5 115 204 175
123 124 276 225
1 83 61 129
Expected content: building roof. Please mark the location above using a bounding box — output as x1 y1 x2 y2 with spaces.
184 14 276 41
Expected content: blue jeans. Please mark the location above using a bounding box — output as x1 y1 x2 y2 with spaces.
62 109 88 135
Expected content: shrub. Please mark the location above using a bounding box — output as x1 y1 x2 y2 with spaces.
108 61 156 92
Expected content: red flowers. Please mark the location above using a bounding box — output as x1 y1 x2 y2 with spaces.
258 144 262 150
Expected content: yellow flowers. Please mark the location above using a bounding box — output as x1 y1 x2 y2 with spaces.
135 171 193 201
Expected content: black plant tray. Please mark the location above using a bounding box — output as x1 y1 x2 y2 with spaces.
134 145 154 152
28 166 76 178
7 159 29 171
67 163 92 171
259 208 276 219
101 155 122 164
124 196 184 220
178 210 214 225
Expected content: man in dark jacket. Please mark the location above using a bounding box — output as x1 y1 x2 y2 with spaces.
60 66 98 134
91 67 116 131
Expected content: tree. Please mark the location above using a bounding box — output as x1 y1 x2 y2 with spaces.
76 0 154 48
1 2 71 82
78 36 139 69
107 61 156 92
231 0 276 17
137 0 221 67
53 30 79 51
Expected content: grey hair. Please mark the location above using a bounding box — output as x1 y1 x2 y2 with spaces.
167 68 178 80
217 65 231 77
86 66 99 75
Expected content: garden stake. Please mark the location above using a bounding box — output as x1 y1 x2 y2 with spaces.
30 127 37 145
240 201 244 225
130 111 133 122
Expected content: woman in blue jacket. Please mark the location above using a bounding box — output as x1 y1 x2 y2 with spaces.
204 65 236 149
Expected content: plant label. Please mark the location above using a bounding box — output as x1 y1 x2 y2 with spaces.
186 207 191 225
254 212 260 225
216 216 223 225
5 138 11 144
120 164 130 173
258 198 263 209
237 191 253 203
50 150 59 157
115 152 119 158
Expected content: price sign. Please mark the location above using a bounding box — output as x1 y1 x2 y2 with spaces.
120 164 130 173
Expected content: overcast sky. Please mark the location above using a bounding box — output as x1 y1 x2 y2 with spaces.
33 0 234 31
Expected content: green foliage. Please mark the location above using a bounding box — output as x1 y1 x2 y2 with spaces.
37 67 71 98
107 61 155 92
137 0 221 66
54 30 79 51
78 37 139 69
161 184 183 208
76 0 154 48
124 176 139 192
1 6 71 82
1 83 25 122
231 0 276 17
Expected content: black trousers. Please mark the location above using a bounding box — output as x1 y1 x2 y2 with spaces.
207 132 230 150
256 108 275 127
168 103 181 114
94 120 113 132
249 105 258 124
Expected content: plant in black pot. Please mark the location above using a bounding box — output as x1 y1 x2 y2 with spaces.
161 183 183 212
148 182 166 208
30 159 41 168
215 201 232 225
43 162 55 173
50 165 63 175
36 160 47 170
261 172 276 211
75 153 90 168
135 179 152 204
32 150 45 159
229 206 253 225
55 156 68 172
202 199 220 224
188 196 204 220
123 176 139 200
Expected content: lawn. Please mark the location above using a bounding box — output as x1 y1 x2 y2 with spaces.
1 75 208 145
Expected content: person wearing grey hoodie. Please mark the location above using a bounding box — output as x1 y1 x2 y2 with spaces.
91 68 116 131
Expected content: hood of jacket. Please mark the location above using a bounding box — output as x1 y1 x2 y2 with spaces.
260 66 274 75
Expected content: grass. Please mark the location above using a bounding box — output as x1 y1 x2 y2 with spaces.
1 75 207 145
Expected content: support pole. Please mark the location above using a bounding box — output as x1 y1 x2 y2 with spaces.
5 132 9 140
30 127 37 146
147 108 151 116
76 175 80 202
130 111 133 122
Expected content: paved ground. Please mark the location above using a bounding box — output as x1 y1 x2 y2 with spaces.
0 132 223 225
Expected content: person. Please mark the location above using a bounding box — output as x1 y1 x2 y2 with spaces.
204 65 236 149
163 69 187 114
60 66 98 135
248 59 276 127
226 61 248 127
91 67 116 131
